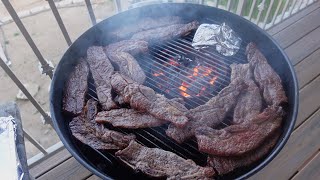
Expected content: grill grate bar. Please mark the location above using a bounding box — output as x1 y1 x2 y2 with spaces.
150 46 231 86
160 40 232 73
143 57 219 97
140 61 215 103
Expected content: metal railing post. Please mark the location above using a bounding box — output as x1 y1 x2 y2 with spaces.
248 0 257 20
236 0 246 16
256 0 266 25
1 0 54 78
85 0 97 25
263 0 275 29
24 130 48 155
114 0 122 13
47 0 72 46
280 0 291 21
0 57 53 126
269 0 283 27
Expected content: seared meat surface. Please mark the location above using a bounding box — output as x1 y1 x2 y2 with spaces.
231 63 262 124
105 40 148 84
63 59 89 115
207 130 281 175
246 43 287 106
87 46 117 110
131 21 199 42
195 106 283 156
95 108 165 129
116 140 215 179
69 99 135 150
166 65 248 143
111 73 189 128
110 16 183 40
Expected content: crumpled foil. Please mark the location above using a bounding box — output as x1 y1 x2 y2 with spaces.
0 116 24 180
192 23 242 56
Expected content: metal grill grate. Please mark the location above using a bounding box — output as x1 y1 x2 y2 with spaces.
81 33 249 177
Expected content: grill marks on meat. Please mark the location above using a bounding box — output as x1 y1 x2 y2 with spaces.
166 78 247 143
116 140 215 179
110 73 189 128
207 130 281 175
63 59 89 115
95 109 165 129
69 99 135 150
86 46 117 110
131 21 199 42
246 43 287 106
105 40 148 84
195 106 283 156
110 16 183 40
231 63 263 124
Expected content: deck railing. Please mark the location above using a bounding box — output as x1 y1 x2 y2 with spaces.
0 0 317 172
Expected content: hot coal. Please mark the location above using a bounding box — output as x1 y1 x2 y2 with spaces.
69 99 136 150
110 16 183 40
246 43 287 106
116 140 215 179
63 59 89 116
95 108 166 129
195 106 283 156
131 21 199 42
86 46 117 110
110 73 189 128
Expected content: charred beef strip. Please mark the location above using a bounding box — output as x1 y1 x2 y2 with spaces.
95 109 166 129
131 21 199 42
166 71 247 143
246 43 287 106
231 63 263 124
110 73 189 128
110 16 183 40
116 140 215 179
63 58 89 116
195 106 283 156
105 40 148 84
207 130 281 175
86 46 117 110
69 99 135 150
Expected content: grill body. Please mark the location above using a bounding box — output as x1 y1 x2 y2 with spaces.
50 3 298 180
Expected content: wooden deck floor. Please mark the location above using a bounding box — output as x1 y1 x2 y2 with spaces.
29 2 320 179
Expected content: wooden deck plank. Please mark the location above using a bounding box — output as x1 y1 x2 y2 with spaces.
295 75 320 127
295 48 320 89
250 107 320 180
267 1 320 35
273 8 320 48
30 148 72 178
86 175 102 180
285 26 320 65
292 151 320 180
37 157 92 180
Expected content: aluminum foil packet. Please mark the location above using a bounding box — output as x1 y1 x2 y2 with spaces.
192 23 242 56
0 116 24 180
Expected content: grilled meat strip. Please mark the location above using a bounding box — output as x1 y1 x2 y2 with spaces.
69 99 135 150
110 16 183 40
246 42 287 106
110 73 189 128
116 140 215 179
131 21 199 42
63 58 89 115
95 109 165 129
105 40 148 84
231 63 262 124
166 72 247 143
207 130 281 175
87 46 117 110
195 106 283 156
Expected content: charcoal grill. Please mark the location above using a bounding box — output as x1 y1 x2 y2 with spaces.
50 3 298 180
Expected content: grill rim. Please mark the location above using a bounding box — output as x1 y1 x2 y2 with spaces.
50 3 298 180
